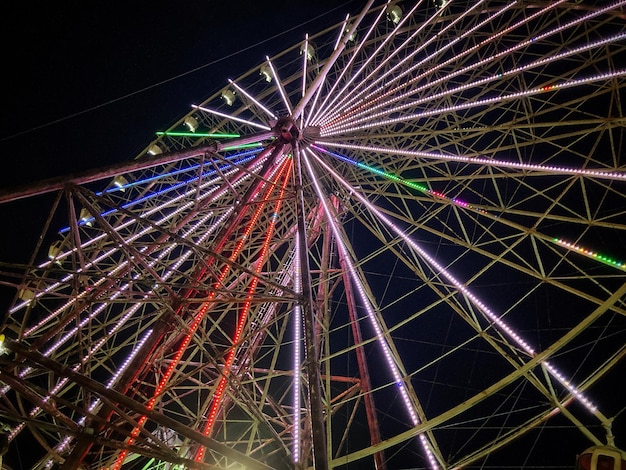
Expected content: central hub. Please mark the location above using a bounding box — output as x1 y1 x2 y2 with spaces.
272 117 320 148
274 116 300 144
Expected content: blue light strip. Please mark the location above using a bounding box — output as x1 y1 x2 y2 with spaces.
312 145 487 214
59 148 262 234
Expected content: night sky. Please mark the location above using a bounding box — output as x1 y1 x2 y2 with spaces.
0 0 362 300
1 2 625 469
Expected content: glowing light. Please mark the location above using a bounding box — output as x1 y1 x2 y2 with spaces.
265 57 292 115
317 140 626 182
228 79 277 120
292 237 302 463
553 238 625 270
221 142 264 150
313 145 488 215
57 149 261 234
310 151 599 415
155 131 240 138
192 104 272 131
303 151 440 469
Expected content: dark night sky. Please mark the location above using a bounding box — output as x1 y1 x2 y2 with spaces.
0 1 363 301
1 1 362 187
1 2 625 468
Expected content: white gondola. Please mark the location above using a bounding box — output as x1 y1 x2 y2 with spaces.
183 115 199 132
112 175 129 191
221 89 236 106
48 240 64 265
147 143 164 155
301 42 316 62
79 207 93 226
345 22 357 43
387 3 403 24
260 63 272 82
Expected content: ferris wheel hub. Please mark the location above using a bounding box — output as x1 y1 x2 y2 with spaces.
272 116 319 148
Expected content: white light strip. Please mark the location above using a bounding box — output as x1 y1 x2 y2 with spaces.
192 104 271 131
303 151 440 469
310 150 598 414
228 79 277 120
265 56 293 115
292 237 302 463
316 140 626 182
305 14 351 128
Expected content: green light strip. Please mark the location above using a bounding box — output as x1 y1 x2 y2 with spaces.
222 142 264 151
314 145 488 215
156 131 241 138
553 238 625 270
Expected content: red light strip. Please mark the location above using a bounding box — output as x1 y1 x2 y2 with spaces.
111 158 290 470
195 158 293 461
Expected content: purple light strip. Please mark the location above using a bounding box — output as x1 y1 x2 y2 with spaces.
322 70 626 136
309 150 599 415
316 140 626 182
323 28 626 130
303 151 441 469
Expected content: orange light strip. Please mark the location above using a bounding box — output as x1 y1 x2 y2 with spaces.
111 158 290 470
195 158 293 462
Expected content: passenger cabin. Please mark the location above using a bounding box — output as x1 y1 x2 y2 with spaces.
577 446 626 470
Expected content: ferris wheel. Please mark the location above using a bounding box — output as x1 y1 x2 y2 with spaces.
1 1 626 469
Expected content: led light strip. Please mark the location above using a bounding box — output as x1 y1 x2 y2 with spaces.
265 57 292 115
41 329 154 467
321 70 626 135
60 150 259 233
303 150 440 469
292 236 302 463
155 131 240 138
192 104 271 131
228 79 277 120
310 150 599 414
317 140 626 182
313 145 488 215
553 238 625 271
320 0 623 127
